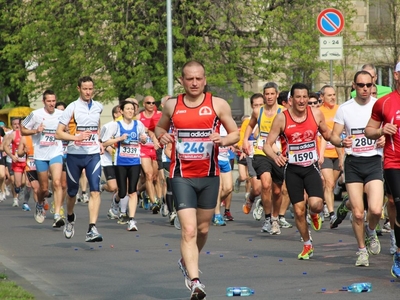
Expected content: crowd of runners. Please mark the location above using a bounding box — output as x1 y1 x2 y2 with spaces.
1 61 400 300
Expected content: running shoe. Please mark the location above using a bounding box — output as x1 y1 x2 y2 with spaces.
365 228 381 255
190 280 206 300
234 178 240 193
252 198 263 221
329 214 338 229
34 204 45 224
330 197 349 229
310 214 322 231
261 217 271 233
270 219 281 235
223 211 234 221
174 215 181 230
298 244 314 260
279 217 292 228
52 215 65 228
82 193 89 203
391 252 400 278
355 250 369 267
85 225 103 242
323 204 329 218
127 219 138 231
151 202 160 214
46 189 53 198
242 196 253 214
64 215 76 239
12 198 19 207
383 220 391 233
107 207 119 219
0 191 5 202
178 258 192 290
169 211 177 225
306 213 311 225
5 185 11 197
212 214 226 226
161 203 169 217
108 195 120 219
310 213 322 231
141 191 150 209
390 232 397 255
22 203 31 212
117 213 129 225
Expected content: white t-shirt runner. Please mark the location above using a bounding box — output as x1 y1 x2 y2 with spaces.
333 97 382 157
58 98 103 155
22 108 64 160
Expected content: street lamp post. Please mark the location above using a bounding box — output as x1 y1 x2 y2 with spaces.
167 0 173 96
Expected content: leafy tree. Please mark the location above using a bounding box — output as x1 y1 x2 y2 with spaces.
0 0 359 105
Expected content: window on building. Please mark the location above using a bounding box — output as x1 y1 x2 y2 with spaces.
376 65 393 88
368 0 392 40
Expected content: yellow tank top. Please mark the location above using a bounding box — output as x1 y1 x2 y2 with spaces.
253 105 283 156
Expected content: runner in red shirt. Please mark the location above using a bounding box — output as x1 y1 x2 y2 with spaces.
264 83 331 260
138 96 162 213
156 61 239 300
3 118 26 208
365 62 400 278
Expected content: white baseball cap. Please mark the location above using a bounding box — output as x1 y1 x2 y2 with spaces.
395 62 400 72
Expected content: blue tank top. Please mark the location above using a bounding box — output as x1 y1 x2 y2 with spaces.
115 120 141 166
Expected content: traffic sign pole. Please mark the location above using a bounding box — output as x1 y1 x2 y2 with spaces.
317 8 345 87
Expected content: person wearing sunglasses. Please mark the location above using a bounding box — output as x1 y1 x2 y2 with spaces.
351 64 392 99
308 92 320 108
331 70 384 267
137 96 162 214
156 60 239 300
318 85 340 227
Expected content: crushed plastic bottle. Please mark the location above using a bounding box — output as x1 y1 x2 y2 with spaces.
347 282 372 293
226 287 254 297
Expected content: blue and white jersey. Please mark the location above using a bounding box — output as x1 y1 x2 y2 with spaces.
115 120 144 166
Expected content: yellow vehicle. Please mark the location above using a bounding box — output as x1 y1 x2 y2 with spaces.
0 107 34 127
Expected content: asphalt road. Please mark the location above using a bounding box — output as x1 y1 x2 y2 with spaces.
0 191 399 300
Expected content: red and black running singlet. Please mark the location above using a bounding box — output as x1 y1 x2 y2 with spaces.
281 106 319 167
170 92 221 178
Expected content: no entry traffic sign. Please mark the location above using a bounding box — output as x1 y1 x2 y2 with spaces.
317 8 344 36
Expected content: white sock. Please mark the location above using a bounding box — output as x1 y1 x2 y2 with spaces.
120 195 129 213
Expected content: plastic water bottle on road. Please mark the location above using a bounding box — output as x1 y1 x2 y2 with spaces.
347 282 372 293
226 287 254 296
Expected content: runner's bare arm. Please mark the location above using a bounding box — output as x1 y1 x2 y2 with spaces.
155 99 176 145
264 114 287 167
214 97 239 146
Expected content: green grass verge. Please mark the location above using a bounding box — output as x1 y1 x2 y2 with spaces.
0 273 35 299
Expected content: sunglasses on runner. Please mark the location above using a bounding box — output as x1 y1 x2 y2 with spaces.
145 102 155 105
308 101 318 105
355 83 373 88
